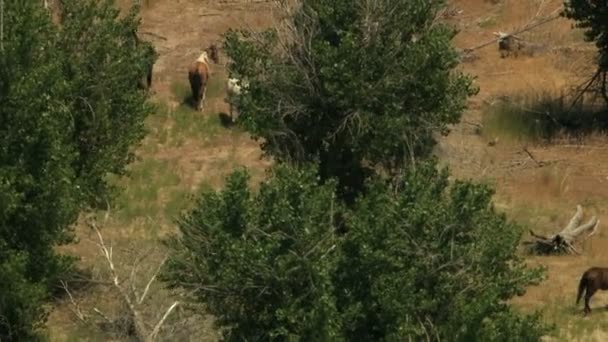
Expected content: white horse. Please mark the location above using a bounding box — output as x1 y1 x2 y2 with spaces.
226 77 249 121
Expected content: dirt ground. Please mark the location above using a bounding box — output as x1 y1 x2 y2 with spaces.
46 0 608 340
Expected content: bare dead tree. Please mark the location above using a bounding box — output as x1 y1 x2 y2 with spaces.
524 204 600 255
61 208 179 342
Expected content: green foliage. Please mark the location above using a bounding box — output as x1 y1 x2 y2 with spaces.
163 163 550 340
0 250 48 341
563 0 608 104
337 161 549 341
58 0 156 204
0 0 155 339
563 0 608 70
163 165 343 341
223 0 477 200
0 3 79 338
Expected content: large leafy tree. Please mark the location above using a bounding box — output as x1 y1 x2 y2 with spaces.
224 0 477 201
58 0 156 204
0 2 79 338
163 165 343 340
163 163 549 340
563 0 608 102
336 162 547 340
0 0 155 339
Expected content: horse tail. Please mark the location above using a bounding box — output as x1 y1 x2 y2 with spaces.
577 273 587 305
189 69 201 96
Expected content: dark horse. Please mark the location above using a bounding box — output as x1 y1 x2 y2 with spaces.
576 267 608 315
132 30 158 93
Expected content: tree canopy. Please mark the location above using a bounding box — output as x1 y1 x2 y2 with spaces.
162 0 550 340
163 162 549 341
0 1 155 339
563 0 608 102
223 0 477 201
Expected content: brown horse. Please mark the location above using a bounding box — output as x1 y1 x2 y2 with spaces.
188 44 219 111
576 267 608 315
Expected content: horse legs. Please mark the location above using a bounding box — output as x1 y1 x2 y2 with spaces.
584 288 597 316
228 101 233 121
198 85 207 112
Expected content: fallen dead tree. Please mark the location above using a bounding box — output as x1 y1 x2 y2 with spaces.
61 209 179 342
524 204 600 255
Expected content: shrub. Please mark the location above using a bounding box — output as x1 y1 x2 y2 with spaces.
163 162 550 340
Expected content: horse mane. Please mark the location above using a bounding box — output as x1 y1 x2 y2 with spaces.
196 51 209 64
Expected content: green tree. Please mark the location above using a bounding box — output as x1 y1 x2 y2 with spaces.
163 163 550 340
562 0 608 102
0 3 79 338
336 161 548 340
224 0 477 201
0 0 155 339
163 165 344 341
57 0 156 204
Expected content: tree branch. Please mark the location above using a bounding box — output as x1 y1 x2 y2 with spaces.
138 256 167 305
148 301 179 341
60 281 87 323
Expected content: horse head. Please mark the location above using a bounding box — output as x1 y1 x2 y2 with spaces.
206 44 220 64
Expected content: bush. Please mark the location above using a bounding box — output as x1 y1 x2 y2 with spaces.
223 0 477 201
163 162 550 340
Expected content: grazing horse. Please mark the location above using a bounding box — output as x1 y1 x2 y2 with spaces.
576 267 608 315
226 77 249 121
188 45 219 111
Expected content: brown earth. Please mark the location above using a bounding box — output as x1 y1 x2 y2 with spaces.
46 0 608 340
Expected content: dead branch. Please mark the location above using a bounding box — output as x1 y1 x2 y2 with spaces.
138 256 167 305
522 147 542 167
88 215 148 341
61 281 87 323
74 208 180 342
149 301 179 341
463 5 562 54
139 31 168 41
526 204 600 255
93 307 113 324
